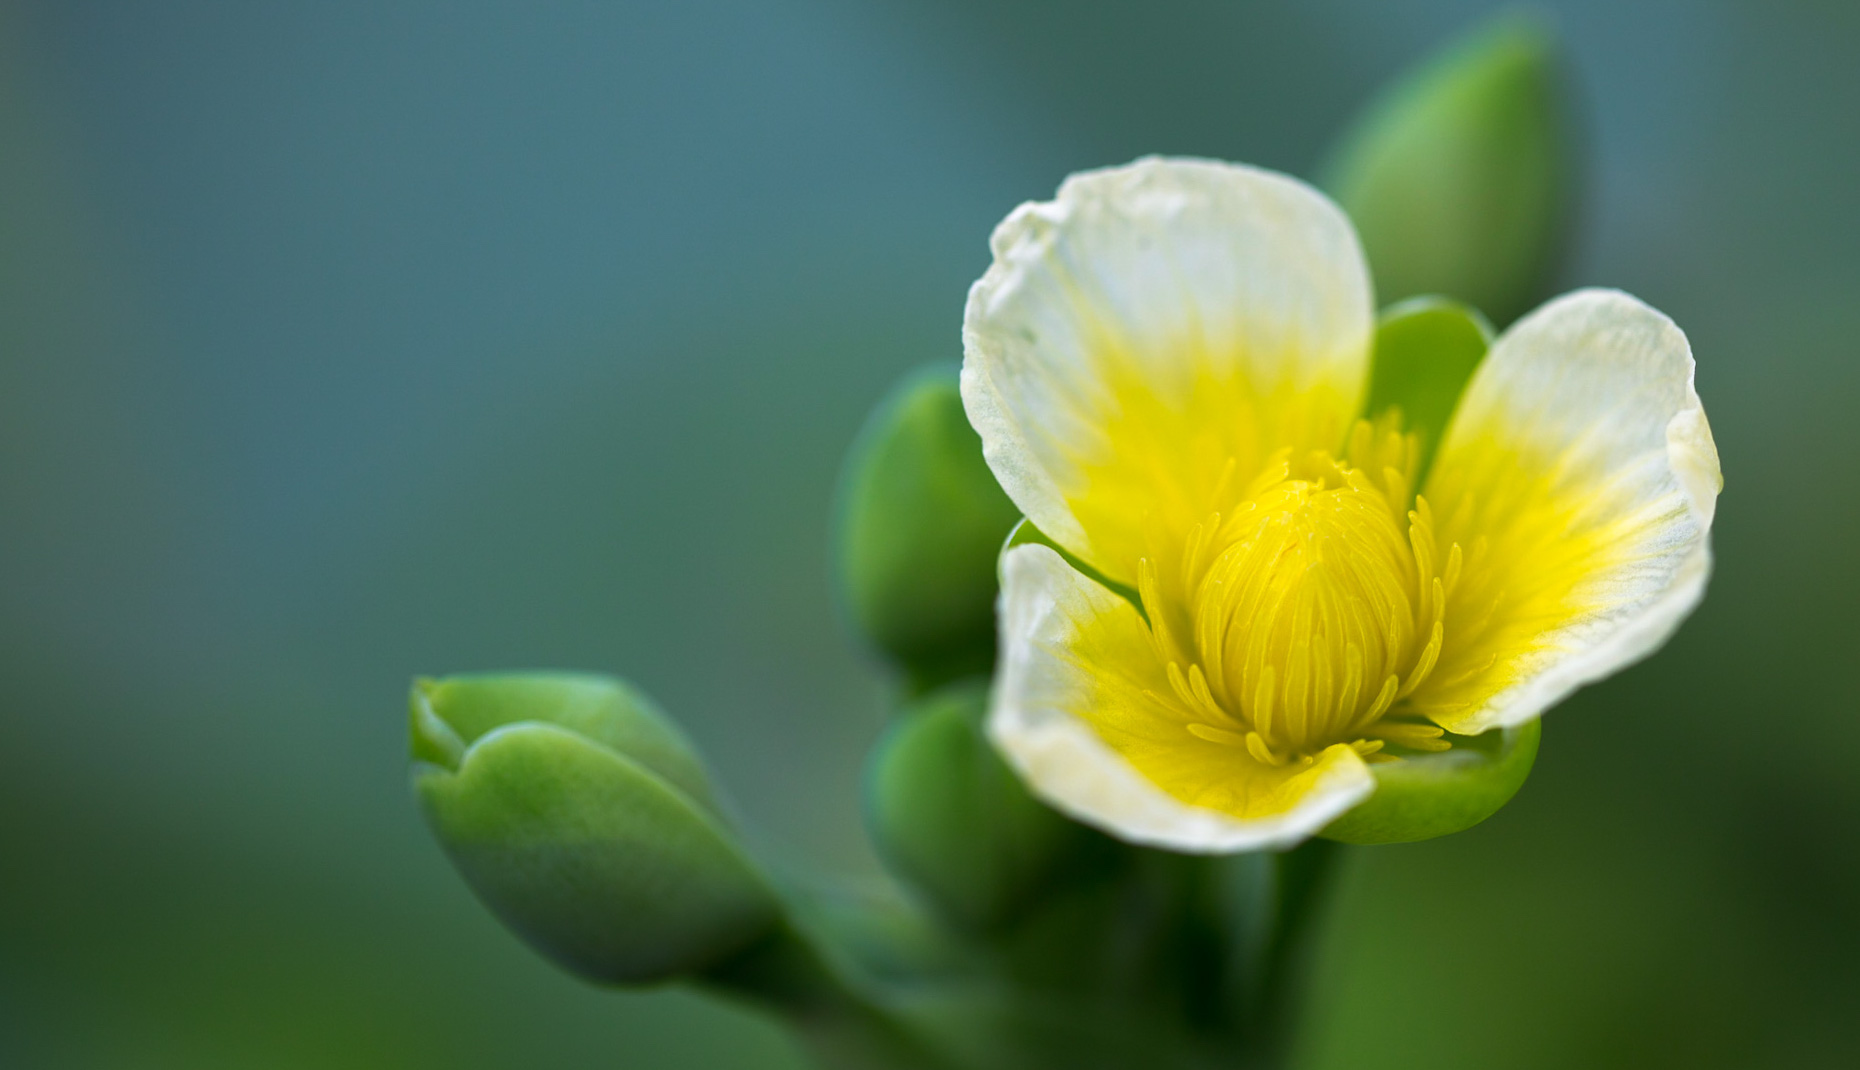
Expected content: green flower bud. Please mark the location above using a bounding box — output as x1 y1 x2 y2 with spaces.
1319 720 1540 845
835 364 1024 691
410 673 780 984
865 680 1087 931
1322 14 1573 325
1364 296 1492 480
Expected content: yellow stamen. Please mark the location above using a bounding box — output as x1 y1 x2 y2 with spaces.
1244 731 1283 766
1368 719 1453 753
1187 722 1248 746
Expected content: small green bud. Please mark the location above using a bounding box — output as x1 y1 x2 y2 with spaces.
835 364 1024 691
1320 720 1540 845
1323 14 1573 325
410 674 780 984
865 680 1086 931
1365 296 1492 480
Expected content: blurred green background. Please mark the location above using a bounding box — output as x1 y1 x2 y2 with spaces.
2 1 1855 1067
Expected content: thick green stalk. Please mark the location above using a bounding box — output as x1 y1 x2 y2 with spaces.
1234 839 1345 1064
699 919 954 1070
699 839 1348 1070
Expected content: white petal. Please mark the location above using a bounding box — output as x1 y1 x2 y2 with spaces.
1415 289 1721 735
961 157 1375 586
989 543 1374 853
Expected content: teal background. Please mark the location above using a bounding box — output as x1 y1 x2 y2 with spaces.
2 2 1855 1067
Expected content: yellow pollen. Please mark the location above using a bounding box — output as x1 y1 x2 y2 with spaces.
1141 415 1456 761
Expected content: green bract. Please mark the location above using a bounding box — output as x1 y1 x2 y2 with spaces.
836 364 1024 690
410 674 779 984
1320 720 1540 845
1323 14 1571 325
865 680 1087 932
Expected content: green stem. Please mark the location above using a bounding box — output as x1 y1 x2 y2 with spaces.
697 919 955 1070
699 842 1348 1070
1236 838 1346 1064
698 921 853 1019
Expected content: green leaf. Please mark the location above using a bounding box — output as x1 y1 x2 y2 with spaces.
410 675 779 983
1319 720 1540 845
1364 296 1492 480
1322 13 1573 325
835 364 1023 691
865 679 1088 932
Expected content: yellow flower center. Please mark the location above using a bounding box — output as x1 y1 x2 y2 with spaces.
1138 417 1458 765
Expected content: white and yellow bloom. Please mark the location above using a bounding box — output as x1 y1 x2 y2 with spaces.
963 157 1720 852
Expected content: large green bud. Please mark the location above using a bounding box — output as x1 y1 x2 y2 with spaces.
836 364 1024 692
1323 14 1574 326
410 673 780 984
865 680 1088 932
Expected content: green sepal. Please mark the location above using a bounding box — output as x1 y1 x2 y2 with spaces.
835 364 1023 692
1319 719 1540 845
864 679 1087 932
1364 296 1492 481
410 674 779 984
1322 13 1572 326
1004 518 1139 611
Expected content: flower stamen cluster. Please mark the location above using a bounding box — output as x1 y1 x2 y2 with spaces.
1137 416 1458 768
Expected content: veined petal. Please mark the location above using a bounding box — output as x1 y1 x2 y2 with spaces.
962 158 1375 586
1413 289 1721 735
989 543 1374 853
